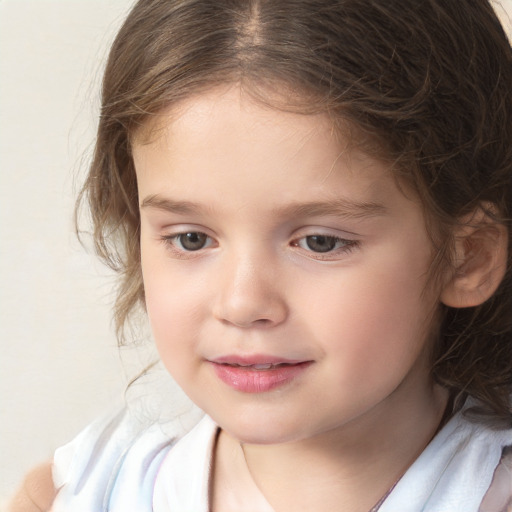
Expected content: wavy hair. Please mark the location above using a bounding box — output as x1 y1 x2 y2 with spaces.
78 0 512 420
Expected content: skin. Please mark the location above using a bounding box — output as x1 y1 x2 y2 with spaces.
8 462 56 512
135 85 449 511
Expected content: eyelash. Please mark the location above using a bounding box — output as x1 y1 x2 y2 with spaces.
160 232 216 257
292 235 360 260
159 232 360 260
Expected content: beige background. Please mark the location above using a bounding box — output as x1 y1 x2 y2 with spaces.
0 0 133 503
1 0 511 505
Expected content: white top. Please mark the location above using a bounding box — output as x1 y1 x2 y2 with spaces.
52 403 512 512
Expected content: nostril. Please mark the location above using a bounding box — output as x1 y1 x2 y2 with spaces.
224 316 273 329
254 318 272 326
212 272 288 328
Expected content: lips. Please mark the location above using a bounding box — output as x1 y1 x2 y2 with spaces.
211 354 306 366
209 355 313 393
222 362 292 370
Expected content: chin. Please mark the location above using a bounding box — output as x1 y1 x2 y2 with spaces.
211 408 313 445
228 427 299 446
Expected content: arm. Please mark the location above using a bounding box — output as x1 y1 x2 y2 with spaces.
8 462 57 512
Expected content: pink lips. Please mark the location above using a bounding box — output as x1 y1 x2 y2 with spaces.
209 355 312 393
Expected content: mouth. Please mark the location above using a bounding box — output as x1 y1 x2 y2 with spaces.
208 356 313 393
217 362 299 370
210 354 308 366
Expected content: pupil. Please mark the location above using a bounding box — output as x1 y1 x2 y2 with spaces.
306 235 336 253
180 232 207 251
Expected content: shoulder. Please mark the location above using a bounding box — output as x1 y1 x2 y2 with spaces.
51 408 180 512
380 402 512 512
480 446 512 512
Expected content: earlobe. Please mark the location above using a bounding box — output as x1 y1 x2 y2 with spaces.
441 205 508 309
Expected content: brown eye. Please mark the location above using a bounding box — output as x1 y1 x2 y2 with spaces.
178 232 209 251
304 235 338 253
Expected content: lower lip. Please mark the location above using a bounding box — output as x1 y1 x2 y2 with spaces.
211 362 312 393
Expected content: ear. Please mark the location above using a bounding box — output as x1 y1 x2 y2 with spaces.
441 204 508 308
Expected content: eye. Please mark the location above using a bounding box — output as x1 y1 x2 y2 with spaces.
163 231 213 252
300 235 353 253
292 234 359 257
302 235 337 253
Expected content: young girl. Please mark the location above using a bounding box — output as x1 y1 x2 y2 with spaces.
10 0 512 511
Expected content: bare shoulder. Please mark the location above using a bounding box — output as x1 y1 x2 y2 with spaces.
480 446 512 512
8 461 56 512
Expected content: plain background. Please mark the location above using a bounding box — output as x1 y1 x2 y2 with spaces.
1 0 511 505
0 0 134 503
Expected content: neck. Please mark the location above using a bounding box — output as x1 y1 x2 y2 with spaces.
234 381 449 512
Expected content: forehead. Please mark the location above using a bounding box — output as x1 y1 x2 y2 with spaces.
132 85 414 217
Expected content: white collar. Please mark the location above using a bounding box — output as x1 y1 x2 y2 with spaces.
153 414 219 512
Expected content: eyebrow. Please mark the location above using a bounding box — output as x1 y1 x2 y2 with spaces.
141 195 207 215
140 194 387 220
274 199 387 220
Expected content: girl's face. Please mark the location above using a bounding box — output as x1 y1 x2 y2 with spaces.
134 86 443 445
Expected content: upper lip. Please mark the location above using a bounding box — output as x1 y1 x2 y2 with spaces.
209 354 309 366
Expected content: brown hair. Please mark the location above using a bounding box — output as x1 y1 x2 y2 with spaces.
79 0 512 421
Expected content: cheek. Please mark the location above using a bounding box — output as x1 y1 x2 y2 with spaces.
311 254 436 376
141 254 206 370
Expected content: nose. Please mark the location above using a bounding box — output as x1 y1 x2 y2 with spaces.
212 253 288 329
